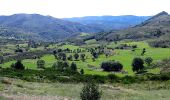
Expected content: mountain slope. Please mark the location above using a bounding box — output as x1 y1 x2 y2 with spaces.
99 11 170 41
0 14 101 41
63 15 150 31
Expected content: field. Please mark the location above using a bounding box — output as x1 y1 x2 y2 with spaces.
1 41 170 76
0 40 170 100
0 77 170 100
1 40 170 100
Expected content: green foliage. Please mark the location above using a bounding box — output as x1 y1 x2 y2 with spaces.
58 52 67 61
80 69 84 74
52 61 69 71
145 57 153 66
80 54 86 61
74 53 79 60
70 62 77 72
101 61 123 72
80 82 102 100
141 48 146 56
11 60 25 70
67 55 73 61
132 58 144 73
37 59 45 69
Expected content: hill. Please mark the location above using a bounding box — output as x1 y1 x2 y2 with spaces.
96 11 170 46
0 14 102 41
63 15 150 31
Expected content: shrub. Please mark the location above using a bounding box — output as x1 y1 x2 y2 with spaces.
80 82 102 100
107 74 119 82
132 58 144 73
70 62 77 71
121 75 137 84
37 59 45 69
74 53 79 60
80 54 86 61
11 60 25 70
145 57 153 66
52 61 69 71
80 69 84 74
101 61 123 72
67 55 73 61
58 52 67 61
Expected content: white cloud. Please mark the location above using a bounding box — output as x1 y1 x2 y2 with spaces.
0 0 169 18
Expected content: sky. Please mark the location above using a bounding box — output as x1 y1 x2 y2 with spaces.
0 0 170 18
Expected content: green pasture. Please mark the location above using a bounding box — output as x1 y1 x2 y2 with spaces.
1 41 170 76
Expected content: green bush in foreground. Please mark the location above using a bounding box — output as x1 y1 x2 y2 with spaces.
80 82 102 100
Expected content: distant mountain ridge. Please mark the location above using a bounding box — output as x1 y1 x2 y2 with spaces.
63 15 151 31
0 14 101 41
98 11 170 41
0 14 151 41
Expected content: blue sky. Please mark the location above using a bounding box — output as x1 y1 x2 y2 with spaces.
0 0 169 18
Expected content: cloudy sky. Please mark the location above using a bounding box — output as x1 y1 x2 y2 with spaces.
0 0 169 18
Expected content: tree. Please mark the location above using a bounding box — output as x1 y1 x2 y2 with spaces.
52 61 69 71
53 50 57 55
37 59 45 69
58 52 67 61
70 62 77 71
11 60 25 70
132 58 144 73
145 57 153 66
74 53 79 60
91 52 98 59
101 61 123 72
0 56 3 64
141 48 146 56
80 69 84 74
80 82 102 100
80 54 86 61
67 55 73 61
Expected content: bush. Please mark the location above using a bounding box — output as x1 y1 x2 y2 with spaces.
101 61 123 72
121 75 137 84
107 74 119 82
67 55 73 61
80 69 84 74
145 57 153 66
37 59 45 69
52 61 69 71
58 52 67 61
70 62 77 71
74 53 79 60
11 60 25 70
80 54 86 61
132 58 144 73
80 82 102 100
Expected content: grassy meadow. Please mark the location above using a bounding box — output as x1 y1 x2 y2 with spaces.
0 77 170 100
1 41 170 76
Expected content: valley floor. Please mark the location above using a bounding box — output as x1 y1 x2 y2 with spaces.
0 77 170 100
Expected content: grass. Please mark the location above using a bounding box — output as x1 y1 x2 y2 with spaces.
0 77 170 100
1 41 170 76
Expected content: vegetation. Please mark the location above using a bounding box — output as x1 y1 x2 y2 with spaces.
101 61 123 72
11 60 25 70
37 59 45 69
80 82 101 100
1 11 170 99
132 58 144 73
